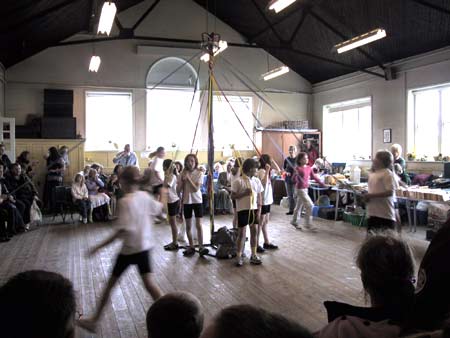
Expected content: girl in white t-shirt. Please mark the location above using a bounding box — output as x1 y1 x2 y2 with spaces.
362 150 399 232
77 166 165 333
177 154 209 257
256 154 279 253
231 158 264 267
230 157 244 228
162 159 182 251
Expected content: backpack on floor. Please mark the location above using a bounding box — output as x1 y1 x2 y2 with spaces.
211 226 238 259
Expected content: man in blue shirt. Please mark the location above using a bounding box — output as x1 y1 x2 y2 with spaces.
113 144 138 168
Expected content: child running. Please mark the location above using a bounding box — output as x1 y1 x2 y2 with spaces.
256 154 279 253
363 150 399 232
163 159 181 251
231 158 264 267
291 152 325 231
77 166 165 333
178 154 209 257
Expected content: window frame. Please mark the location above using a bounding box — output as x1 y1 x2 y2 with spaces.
322 97 373 162
84 90 134 151
409 84 450 157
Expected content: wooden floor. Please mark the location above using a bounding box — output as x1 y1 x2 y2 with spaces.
0 206 429 338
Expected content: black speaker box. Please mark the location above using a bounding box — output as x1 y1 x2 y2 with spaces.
41 117 76 139
444 162 450 179
44 89 73 118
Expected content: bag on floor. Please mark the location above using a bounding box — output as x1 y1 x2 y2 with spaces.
281 197 290 209
211 226 238 259
30 198 42 225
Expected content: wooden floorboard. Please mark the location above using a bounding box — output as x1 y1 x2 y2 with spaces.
0 206 429 337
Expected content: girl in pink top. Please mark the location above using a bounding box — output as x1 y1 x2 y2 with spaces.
291 152 325 230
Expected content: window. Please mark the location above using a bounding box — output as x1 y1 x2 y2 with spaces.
85 92 133 151
323 97 372 162
146 90 254 151
409 85 450 158
146 57 254 151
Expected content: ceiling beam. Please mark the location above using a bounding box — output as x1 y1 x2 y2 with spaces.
131 0 161 31
410 0 450 15
287 7 310 44
250 0 287 44
115 17 124 32
248 2 302 43
0 0 84 35
53 34 385 79
309 9 386 70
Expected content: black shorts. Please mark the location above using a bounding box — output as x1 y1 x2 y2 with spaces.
168 200 180 217
367 216 396 232
153 184 163 195
183 203 203 219
261 205 271 215
112 250 152 277
232 199 236 208
237 209 259 227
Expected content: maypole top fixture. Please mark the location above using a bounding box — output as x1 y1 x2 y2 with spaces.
200 32 228 63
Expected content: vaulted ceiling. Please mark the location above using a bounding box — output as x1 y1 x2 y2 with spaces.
1 0 450 83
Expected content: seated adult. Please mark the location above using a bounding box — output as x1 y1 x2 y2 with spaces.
200 304 312 338
85 169 111 220
113 144 138 167
391 144 411 185
44 147 65 212
409 220 450 333
0 164 25 238
71 173 92 224
216 162 233 214
16 150 35 178
91 163 108 184
0 270 76 338
147 292 204 338
0 143 11 171
315 232 415 338
5 163 37 227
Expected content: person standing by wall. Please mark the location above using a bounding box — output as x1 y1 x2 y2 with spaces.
283 146 297 216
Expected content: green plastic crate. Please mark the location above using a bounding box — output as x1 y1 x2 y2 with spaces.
343 212 367 227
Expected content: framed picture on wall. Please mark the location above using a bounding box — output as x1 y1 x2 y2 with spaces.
383 128 392 143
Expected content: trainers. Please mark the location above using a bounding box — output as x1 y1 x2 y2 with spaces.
235 257 244 267
79 216 83 222
263 243 278 250
199 247 209 257
77 318 98 333
241 251 247 258
183 247 196 257
286 211 294 215
83 218 88 224
164 242 179 251
250 255 262 265
256 245 265 253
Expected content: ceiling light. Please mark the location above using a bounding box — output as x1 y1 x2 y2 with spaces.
97 2 117 35
201 40 228 62
262 66 289 81
335 28 386 54
268 0 297 13
89 56 101 72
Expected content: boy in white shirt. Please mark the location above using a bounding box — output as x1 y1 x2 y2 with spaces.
231 158 264 267
363 150 399 232
77 166 165 333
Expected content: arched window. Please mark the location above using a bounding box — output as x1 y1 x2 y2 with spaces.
146 57 201 150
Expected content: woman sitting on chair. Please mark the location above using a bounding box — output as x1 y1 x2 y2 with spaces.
85 169 111 221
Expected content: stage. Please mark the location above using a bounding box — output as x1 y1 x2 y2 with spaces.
0 205 428 337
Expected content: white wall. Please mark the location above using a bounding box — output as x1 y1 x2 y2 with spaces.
312 47 450 158
5 0 312 150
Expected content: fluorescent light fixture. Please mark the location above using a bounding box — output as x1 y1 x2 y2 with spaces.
201 40 228 62
268 0 297 13
97 1 117 35
262 66 289 81
335 28 386 54
89 56 101 72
